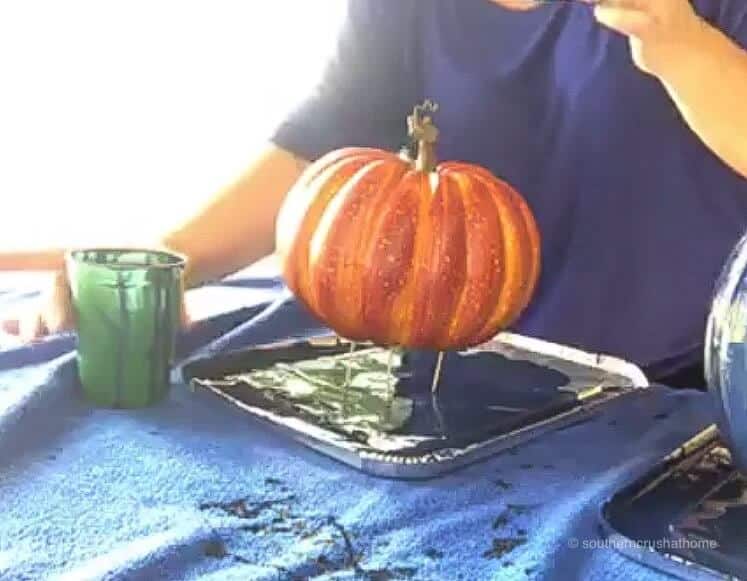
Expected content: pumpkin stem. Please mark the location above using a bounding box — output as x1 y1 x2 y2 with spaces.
408 100 440 173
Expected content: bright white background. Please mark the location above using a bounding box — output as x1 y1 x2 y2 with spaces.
0 0 346 250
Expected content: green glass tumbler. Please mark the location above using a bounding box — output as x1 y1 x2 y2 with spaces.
66 248 186 408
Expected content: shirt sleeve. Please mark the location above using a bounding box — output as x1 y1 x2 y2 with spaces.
270 0 422 162
707 0 747 47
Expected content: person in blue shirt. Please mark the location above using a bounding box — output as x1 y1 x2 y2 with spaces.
3 0 747 388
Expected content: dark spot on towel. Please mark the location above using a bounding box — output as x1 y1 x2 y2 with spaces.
315 554 333 571
517 528 527 536
525 566 536 576
203 540 227 559
203 539 252 564
654 412 670 420
300 527 321 540
506 503 541 515
244 510 419 580
47 454 56 461
608 419 618 427
424 548 443 560
364 568 417 580
327 516 361 568
265 477 284 486
148 430 159 435
507 448 519 456
198 496 295 520
494 478 512 490
519 463 533 470
503 561 513 568
483 537 527 560
493 512 510 529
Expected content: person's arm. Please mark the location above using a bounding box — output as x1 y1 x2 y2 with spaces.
160 145 308 289
0 144 308 340
658 24 747 179
0 145 307 280
594 0 747 179
1 0 418 341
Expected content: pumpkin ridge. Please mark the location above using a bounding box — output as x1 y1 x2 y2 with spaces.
412 170 468 349
282 154 373 316
312 159 409 337
275 153 346 272
444 169 506 347
394 171 436 346
360 171 422 345
309 160 386 330
467 167 531 341
485 167 540 323
509 186 542 316
442 171 477 346
437 173 470 349
352 162 411 338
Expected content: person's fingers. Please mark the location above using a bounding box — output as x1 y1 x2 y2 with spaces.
1 271 74 342
1 317 20 335
19 311 47 343
42 271 75 334
594 0 648 8
495 0 541 12
594 5 652 37
0 250 66 271
180 300 193 329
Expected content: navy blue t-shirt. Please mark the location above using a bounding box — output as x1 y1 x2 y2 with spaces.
272 0 747 374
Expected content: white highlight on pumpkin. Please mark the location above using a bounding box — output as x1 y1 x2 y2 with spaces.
429 172 440 194
308 162 382 268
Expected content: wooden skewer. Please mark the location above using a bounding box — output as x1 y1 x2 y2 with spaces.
386 347 395 394
343 341 356 389
431 351 445 395
429 351 447 437
431 391 447 439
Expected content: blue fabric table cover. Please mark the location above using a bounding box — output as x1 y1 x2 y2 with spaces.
0 272 716 580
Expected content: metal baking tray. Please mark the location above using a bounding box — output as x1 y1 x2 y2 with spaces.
180 332 648 479
600 425 747 580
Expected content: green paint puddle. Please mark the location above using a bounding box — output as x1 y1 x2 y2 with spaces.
224 348 414 436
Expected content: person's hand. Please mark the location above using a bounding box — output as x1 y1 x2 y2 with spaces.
490 0 542 11
1 270 75 343
592 0 707 78
0 250 192 344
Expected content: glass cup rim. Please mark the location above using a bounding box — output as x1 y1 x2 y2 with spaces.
66 247 187 270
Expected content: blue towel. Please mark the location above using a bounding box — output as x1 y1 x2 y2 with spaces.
0 273 715 580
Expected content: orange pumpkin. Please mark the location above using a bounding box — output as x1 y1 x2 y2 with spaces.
276 102 541 350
